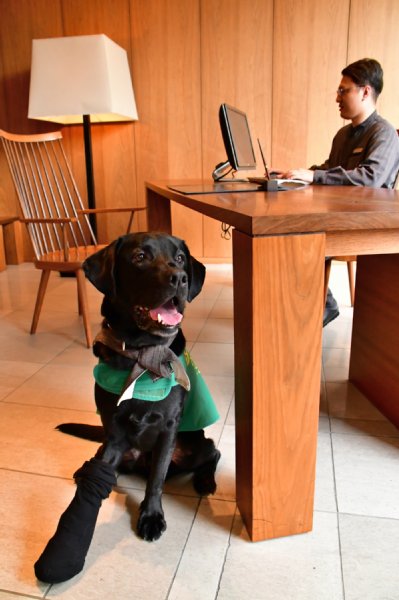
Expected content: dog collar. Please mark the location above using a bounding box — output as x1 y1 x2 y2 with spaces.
94 321 178 355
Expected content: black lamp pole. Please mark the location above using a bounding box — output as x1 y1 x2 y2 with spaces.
82 114 97 237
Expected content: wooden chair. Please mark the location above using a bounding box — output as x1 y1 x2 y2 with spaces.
324 256 356 306
324 129 399 307
0 129 146 347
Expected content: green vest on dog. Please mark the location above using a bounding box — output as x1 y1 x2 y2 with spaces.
93 350 219 432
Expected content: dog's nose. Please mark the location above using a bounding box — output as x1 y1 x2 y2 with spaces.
170 271 187 288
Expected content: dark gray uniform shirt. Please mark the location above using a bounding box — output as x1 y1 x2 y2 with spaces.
311 111 399 188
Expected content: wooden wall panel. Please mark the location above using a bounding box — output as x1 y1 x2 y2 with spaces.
201 0 273 258
347 0 399 128
164 0 202 257
0 0 63 255
130 0 203 256
0 0 63 134
1 0 399 261
272 0 349 170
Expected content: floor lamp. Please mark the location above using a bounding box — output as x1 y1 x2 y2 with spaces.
28 34 138 236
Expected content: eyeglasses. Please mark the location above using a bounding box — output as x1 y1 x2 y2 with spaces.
336 85 365 96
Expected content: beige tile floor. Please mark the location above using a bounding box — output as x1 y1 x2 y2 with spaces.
0 260 398 600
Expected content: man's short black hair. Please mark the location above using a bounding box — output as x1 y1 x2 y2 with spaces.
342 58 383 99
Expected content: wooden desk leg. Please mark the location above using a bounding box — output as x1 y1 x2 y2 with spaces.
0 226 6 271
146 187 172 233
349 254 399 427
232 230 324 541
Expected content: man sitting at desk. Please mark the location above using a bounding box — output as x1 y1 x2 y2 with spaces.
278 58 399 326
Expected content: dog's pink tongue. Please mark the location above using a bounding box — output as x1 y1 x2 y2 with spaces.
149 301 183 326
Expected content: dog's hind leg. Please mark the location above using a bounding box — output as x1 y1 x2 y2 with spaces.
170 431 221 495
34 458 117 583
192 447 221 495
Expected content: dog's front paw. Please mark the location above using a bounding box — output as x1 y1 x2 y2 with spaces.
137 509 166 541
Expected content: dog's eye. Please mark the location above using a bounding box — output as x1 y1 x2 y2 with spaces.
175 253 185 265
132 251 146 263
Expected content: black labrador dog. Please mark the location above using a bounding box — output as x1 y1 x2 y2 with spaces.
34 232 220 584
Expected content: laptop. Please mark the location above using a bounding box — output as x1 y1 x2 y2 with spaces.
167 181 261 195
248 140 309 190
167 177 308 196
247 176 309 191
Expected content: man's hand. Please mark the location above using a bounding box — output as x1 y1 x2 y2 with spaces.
278 169 314 183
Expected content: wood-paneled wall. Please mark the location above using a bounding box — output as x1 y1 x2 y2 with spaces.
1 0 399 260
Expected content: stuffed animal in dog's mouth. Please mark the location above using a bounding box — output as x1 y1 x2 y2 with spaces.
34 232 221 584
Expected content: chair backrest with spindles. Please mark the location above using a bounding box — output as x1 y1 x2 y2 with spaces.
0 129 97 260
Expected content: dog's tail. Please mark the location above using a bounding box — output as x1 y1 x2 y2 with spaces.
56 423 105 442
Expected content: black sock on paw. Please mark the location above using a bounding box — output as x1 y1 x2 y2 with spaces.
34 458 116 584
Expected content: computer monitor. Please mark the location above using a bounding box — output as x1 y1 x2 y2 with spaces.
213 104 256 180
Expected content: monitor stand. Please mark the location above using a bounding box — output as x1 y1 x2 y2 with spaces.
212 160 230 181
211 160 248 183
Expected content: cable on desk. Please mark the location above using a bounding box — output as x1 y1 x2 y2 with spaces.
221 222 232 240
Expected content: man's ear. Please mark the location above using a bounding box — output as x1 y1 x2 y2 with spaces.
180 241 206 301
363 84 373 101
82 237 124 296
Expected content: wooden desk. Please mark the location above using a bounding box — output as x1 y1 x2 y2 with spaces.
146 180 399 542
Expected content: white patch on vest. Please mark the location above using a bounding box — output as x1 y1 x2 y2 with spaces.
117 370 147 405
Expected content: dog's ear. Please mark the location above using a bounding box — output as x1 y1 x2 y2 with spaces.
82 237 124 296
180 241 206 302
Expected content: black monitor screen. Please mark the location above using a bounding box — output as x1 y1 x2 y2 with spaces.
219 104 256 171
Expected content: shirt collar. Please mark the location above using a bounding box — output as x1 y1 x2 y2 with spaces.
351 110 378 134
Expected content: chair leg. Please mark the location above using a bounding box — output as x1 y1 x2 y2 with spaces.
31 270 51 334
76 268 92 348
347 261 355 307
324 258 332 304
77 285 82 315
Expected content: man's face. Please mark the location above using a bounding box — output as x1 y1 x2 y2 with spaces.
336 75 366 121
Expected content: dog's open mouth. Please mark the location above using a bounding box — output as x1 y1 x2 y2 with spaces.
134 298 183 332
149 299 183 326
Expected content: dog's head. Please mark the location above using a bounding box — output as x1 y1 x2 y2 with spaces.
83 232 205 340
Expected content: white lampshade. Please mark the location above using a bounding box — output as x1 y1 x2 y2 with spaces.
28 34 138 124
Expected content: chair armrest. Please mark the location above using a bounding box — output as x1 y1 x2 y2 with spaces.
78 207 146 214
21 217 78 224
77 207 146 234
